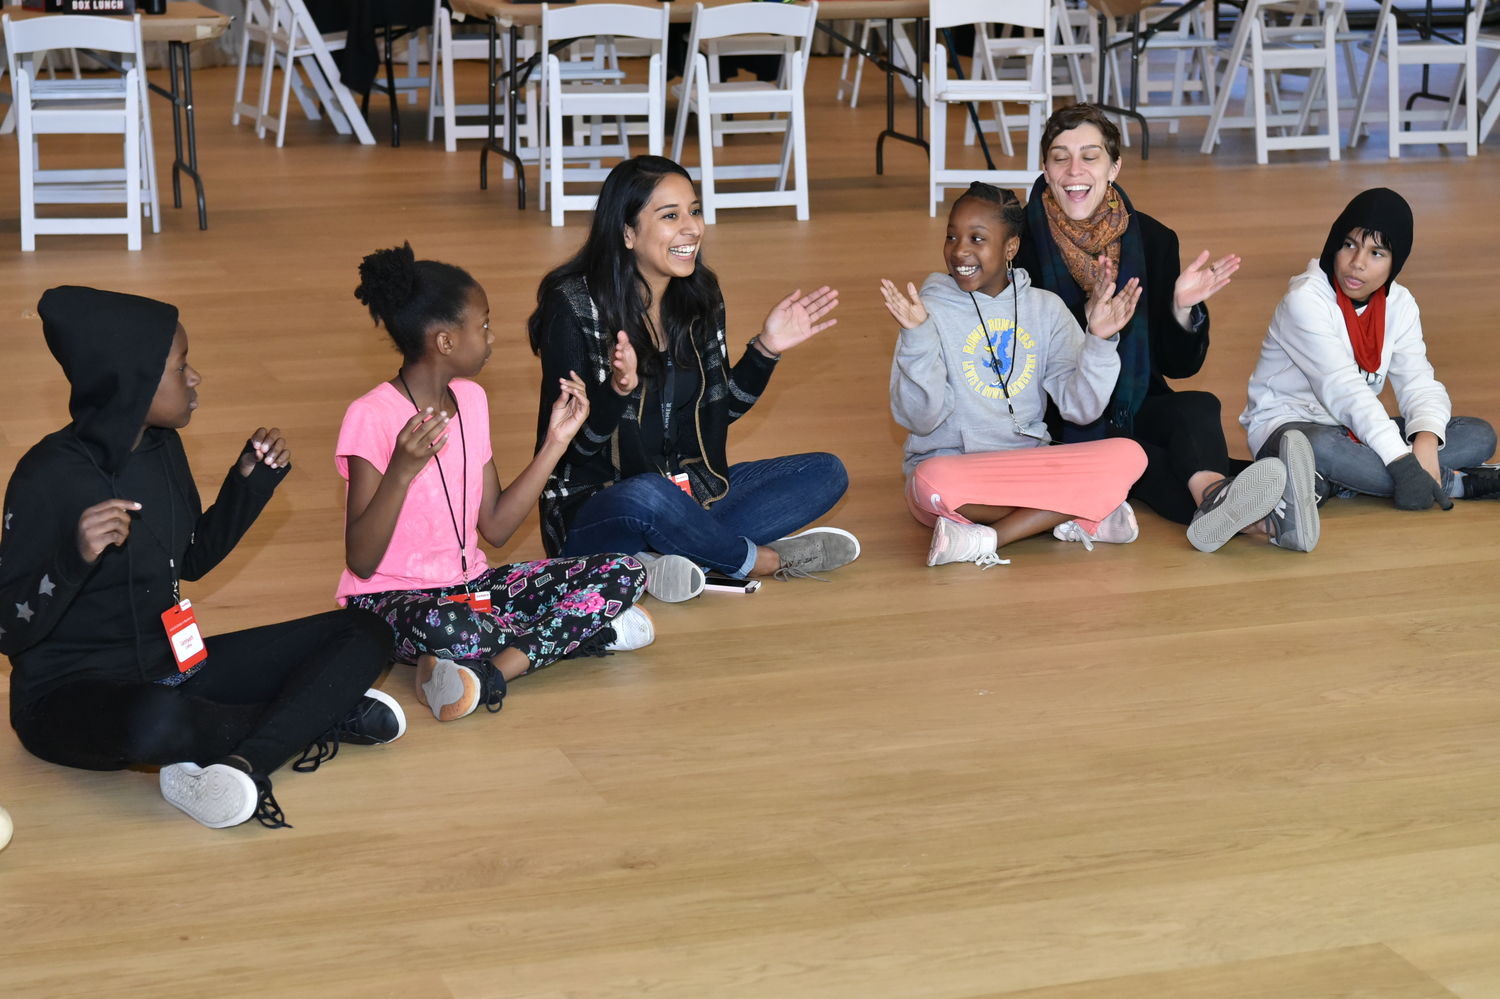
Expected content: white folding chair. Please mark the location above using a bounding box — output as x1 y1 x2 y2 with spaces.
1349 2 1477 156
1200 0 1343 164
671 1 817 223
929 0 1052 216
1476 0 1500 141
245 0 375 146
540 2 669 225
3 13 157 251
1100 1 1218 134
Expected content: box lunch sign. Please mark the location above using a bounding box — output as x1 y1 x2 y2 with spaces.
20 0 139 12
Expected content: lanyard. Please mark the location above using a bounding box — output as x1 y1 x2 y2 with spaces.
968 282 1049 445
396 374 471 590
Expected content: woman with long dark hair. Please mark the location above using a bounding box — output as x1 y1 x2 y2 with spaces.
528 156 857 600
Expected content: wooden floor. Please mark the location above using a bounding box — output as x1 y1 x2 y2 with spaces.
2 57 1499 999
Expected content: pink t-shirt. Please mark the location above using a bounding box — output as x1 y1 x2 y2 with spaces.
335 379 492 602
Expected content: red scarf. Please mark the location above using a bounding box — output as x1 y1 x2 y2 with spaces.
1335 285 1386 374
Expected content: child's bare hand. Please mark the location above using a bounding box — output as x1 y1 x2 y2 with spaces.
238 427 290 477
389 407 450 482
547 371 590 445
880 279 928 330
77 498 141 564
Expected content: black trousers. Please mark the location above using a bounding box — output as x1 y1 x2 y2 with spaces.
1125 391 1235 525
13 609 391 776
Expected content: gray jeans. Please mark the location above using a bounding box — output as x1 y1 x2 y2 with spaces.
1257 417 1497 497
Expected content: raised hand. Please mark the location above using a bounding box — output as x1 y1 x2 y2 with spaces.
1084 270 1144 340
610 330 639 396
77 498 141 564
1174 250 1241 311
546 371 591 445
758 286 840 354
238 427 291 477
388 407 451 483
880 279 928 331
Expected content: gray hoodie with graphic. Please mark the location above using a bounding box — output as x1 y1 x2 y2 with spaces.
890 268 1121 477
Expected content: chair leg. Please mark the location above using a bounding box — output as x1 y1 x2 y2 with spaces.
693 54 716 225
930 94 947 217
125 89 142 251
790 59 809 222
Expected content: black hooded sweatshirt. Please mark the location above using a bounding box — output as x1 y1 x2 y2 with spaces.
1 287 288 717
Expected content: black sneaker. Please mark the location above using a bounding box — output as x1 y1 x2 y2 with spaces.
292 688 406 772
1458 465 1500 500
159 762 291 830
474 661 508 714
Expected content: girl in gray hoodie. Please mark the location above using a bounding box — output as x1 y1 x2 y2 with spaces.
883 184 1148 567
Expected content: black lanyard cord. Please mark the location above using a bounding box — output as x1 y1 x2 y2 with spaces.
968 278 1021 419
396 373 471 589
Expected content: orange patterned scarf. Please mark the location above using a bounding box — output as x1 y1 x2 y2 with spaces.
1041 185 1130 294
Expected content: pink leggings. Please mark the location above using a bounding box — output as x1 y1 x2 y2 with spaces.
905 439 1148 532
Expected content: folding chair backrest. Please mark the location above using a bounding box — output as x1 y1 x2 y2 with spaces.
3 12 140 63
691 1 817 46
542 2 670 46
931 0 1047 35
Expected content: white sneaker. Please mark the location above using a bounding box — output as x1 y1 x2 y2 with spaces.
604 606 655 652
1053 501 1140 552
927 518 1007 569
159 762 257 829
635 552 706 603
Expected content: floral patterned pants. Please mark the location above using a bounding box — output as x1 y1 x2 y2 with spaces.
347 554 646 674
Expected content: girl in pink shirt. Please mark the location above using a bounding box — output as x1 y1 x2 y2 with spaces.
337 244 650 722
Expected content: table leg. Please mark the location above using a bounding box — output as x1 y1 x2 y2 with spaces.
478 20 526 207
859 17 927 174
1093 13 1152 159
165 41 208 230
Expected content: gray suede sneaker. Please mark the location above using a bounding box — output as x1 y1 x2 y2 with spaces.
1186 458 1287 553
767 527 861 580
1267 429 1320 552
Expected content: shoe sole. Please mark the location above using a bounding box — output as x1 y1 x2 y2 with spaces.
359 687 407 743
159 763 256 829
1275 431 1320 552
1186 460 1287 553
605 606 655 652
415 657 480 723
645 554 706 603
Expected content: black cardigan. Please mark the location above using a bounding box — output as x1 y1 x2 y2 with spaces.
532 275 777 556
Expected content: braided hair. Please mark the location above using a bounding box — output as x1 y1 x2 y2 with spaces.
953 181 1025 242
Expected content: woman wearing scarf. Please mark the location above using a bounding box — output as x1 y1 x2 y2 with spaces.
1014 103 1318 553
1241 188 1499 509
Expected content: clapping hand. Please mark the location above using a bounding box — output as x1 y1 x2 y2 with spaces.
610 331 639 396
880 279 928 331
546 371 591 445
1083 256 1143 340
757 286 840 354
238 427 290 477
1174 250 1241 312
388 408 450 483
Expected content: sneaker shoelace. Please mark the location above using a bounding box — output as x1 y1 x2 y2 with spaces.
972 551 1007 570
291 697 376 772
772 560 831 582
251 776 291 830
1055 521 1095 552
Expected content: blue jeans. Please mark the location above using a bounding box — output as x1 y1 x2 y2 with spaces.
560 453 849 576
1258 417 1497 497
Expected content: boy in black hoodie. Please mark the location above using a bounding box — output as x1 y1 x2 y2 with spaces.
1 286 402 830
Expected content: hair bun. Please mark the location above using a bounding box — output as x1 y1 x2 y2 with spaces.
354 242 419 324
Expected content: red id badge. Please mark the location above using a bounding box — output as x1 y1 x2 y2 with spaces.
445 590 493 613
161 599 207 672
670 472 692 496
